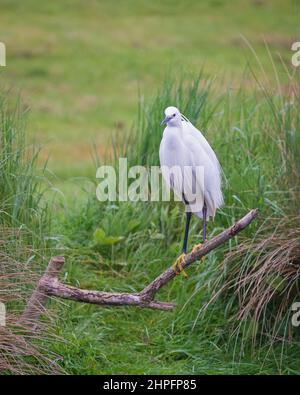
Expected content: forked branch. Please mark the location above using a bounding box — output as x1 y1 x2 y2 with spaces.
22 209 258 331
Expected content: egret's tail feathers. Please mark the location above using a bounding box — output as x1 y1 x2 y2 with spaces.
195 189 223 220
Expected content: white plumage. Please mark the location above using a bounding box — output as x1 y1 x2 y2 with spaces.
159 106 223 220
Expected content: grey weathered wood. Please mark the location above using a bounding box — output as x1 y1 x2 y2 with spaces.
21 256 65 331
22 209 258 331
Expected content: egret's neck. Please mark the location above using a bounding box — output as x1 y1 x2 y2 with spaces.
167 119 183 134
163 122 183 146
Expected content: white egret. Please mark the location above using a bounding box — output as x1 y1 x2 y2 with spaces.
159 106 223 276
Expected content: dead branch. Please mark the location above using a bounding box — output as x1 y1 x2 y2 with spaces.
22 209 258 331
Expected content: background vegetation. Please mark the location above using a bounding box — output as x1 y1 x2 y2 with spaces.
0 0 299 375
0 0 299 179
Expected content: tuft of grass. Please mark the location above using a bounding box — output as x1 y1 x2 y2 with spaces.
227 216 300 347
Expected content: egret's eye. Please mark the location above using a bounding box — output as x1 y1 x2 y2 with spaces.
173 113 176 117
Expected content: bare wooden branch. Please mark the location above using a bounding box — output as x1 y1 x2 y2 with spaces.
21 256 65 331
140 208 259 300
22 209 258 331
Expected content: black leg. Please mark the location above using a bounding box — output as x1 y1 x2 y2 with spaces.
182 211 191 253
202 203 207 242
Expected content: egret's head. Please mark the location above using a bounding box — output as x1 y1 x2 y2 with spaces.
161 106 181 127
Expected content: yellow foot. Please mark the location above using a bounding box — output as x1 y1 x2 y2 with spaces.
191 243 205 262
172 253 188 278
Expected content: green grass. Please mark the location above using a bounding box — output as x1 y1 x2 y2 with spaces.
0 93 50 243
49 301 300 374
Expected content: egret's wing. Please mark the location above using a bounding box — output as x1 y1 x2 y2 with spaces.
160 164 184 202
183 127 223 217
160 130 209 213
159 134 190 204
159 122 223 218
181 133 215 214
181 114 222 173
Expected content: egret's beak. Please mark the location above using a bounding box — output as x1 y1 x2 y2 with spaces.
161 115 171 126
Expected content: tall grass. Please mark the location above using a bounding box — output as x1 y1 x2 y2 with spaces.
0 95 61 374
0 95 49 237
119 73 214 167
196 76 300 355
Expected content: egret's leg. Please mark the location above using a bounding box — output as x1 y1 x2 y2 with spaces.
172 212 191 278
190 203 207 261
182 211 191 253
202 203 207 243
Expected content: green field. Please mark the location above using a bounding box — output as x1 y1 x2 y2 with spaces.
0 0 299 177
0 0 300 375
